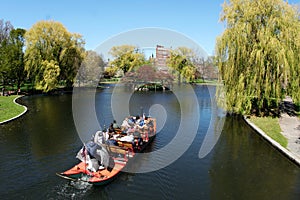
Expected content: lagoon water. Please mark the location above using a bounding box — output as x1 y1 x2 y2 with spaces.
0 84 300 199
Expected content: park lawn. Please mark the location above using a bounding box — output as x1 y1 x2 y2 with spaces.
0 95 25 123
250 116 288 148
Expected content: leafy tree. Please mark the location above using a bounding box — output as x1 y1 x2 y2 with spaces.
59 33 85 88
77 50 105 86
0 19 14 86
103 66 118 79
6 28 26 90
0 20 26 91
24 20 85 92
108 45 145 74
167 47 197 82
215 0 300 115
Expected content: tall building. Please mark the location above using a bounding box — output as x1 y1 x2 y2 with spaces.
155 45 170 71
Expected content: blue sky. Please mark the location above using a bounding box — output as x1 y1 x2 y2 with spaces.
1 0 300 57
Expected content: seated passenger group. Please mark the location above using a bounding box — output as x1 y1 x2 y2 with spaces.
99 116 153 147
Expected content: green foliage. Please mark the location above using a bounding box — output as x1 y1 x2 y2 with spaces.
59 46 83 87
167 47 196 82
0 20 14 85
24 20 85 92
216 0 300 115
108 45 146 74
0 21 26 89
35 60 60 92
6 28 26 89
250 116 288 147
103 66 118 78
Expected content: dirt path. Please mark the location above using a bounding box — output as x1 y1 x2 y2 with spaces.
279 97 300 158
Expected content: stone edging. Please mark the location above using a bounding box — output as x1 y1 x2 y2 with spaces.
243 116 300 167
0 96 28 125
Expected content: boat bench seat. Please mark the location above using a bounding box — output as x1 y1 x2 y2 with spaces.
108 146 128 155
102 144 129 155
117 141 133 149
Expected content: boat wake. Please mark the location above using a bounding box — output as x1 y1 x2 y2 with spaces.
54 181 92 199
70 179 93 190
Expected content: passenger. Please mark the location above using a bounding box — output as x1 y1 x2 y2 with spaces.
94 131 105 145
103 130 109 141
108 123 114 133
112 120 122 134
143 117 151 128
112 120 120 129
127 125 135 135
133 126 143 147
147 118 154 135
135 115 140 123
121 118 130 131
138 118 145 128
128 117 135 125
146 117 153 127
133 126 140 137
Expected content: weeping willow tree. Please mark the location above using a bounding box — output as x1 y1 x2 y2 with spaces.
216 0 300 116
24 20 85 92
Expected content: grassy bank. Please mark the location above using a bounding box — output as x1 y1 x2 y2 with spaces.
190 79 218 85
250 116 288 147
0 95 26 123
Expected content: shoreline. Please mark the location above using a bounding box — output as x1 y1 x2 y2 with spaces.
0 96 28 125
243 116 300 166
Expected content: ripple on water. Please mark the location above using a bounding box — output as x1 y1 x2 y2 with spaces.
51 182 93 200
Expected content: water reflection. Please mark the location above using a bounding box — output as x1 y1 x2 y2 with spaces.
1 85 300 199
210 116 300 200
0 94 81 197
22 95 77 158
